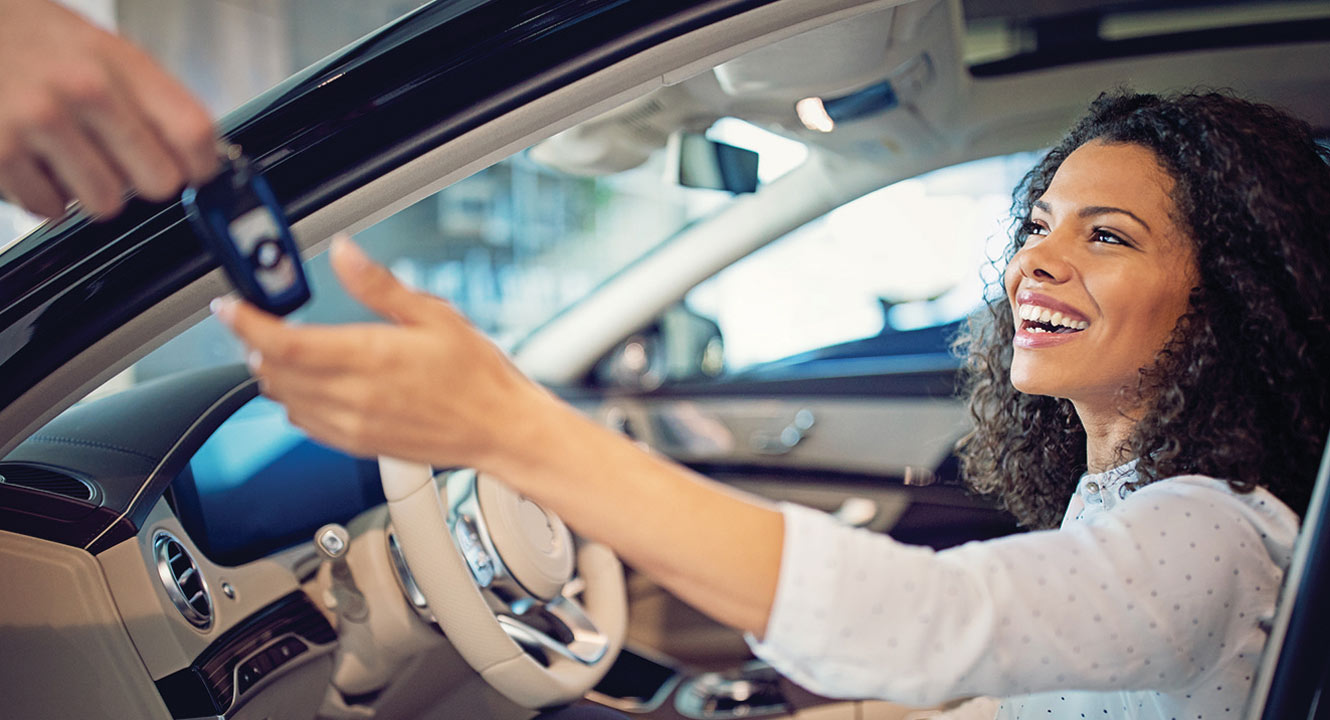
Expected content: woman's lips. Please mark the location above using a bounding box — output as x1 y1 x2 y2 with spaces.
1014 290 1091 324
1014 324 1083 348
1012 290 1091 349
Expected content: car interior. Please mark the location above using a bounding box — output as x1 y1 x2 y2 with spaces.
2 1 1329 719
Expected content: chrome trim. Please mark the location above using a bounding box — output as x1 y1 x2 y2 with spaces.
496 595 609 666
444 469 517 596
153 530 213 630
750 407 815 455
386 529 430 611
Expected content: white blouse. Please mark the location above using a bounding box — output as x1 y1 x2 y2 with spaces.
746 462 1300 719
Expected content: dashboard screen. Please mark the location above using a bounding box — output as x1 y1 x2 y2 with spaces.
173 396 385 566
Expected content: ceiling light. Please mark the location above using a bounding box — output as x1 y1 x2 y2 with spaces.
795 97 835 133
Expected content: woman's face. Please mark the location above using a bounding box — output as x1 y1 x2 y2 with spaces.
1003 140 1198 408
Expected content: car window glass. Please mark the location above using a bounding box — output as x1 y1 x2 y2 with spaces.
315 150 730 348
84 118 806 400
683 151 1041 374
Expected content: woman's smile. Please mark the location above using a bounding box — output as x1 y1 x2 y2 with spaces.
1004 140 1198 410
1013 289 1091 347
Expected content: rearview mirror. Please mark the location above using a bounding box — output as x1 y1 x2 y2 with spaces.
667 132 759 194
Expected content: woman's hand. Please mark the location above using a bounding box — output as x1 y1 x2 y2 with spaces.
0 0 217 218
213 235 552 470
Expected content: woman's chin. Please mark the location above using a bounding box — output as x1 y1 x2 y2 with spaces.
1009 370 1071 400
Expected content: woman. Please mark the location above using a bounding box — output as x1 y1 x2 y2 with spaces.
216 91 1330 719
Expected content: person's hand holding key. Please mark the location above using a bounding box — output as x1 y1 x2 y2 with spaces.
0 0 217 219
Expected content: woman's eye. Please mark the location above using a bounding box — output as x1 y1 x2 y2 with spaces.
1092 229 1127 245
1021 220 1048 237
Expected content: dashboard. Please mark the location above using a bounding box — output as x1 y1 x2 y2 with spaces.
173 395 385 567
0 364 510 720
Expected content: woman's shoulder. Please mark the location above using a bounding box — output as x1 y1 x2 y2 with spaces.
1125 474 1301 566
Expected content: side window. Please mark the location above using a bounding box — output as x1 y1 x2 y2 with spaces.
683 151 1041 376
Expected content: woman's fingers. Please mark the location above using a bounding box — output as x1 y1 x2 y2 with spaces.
248 329 475 464
216 297 380 372
214 248 539 467
329 235 459 328
254 367 380 454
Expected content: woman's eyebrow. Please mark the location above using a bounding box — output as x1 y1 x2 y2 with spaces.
1032 200 1152 232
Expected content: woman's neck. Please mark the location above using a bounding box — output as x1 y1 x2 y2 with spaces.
1075 400 1140 473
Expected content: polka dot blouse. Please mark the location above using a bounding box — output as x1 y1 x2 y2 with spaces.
745 462 1299 719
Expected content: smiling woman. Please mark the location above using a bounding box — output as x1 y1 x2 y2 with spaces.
1005 140 1199 467
962 91 1330 533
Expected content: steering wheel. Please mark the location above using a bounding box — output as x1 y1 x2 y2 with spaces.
378 457 627 709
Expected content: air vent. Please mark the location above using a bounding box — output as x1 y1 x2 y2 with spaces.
0 463 95 501
154 531 213 629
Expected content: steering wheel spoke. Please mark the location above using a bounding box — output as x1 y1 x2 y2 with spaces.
497 591 610 666
378 458 625 709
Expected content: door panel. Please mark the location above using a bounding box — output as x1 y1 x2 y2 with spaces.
595 395 964 478
567 365 1020 670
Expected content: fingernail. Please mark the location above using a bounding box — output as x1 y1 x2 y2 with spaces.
210 296 236 325
246 350 262 372
333 234 369 272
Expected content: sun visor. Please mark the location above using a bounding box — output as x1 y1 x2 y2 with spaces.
528 84 717 176
712 6 900 99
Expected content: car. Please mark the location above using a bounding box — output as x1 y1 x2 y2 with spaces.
2 1 1329 719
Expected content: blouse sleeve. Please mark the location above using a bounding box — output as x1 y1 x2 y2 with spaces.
745 477 1296 706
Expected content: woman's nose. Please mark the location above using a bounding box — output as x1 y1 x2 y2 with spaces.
1014 233 1074 283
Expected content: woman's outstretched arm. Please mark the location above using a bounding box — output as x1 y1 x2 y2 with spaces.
491 398 785 636
217 235 784 636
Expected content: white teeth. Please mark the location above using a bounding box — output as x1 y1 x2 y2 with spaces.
1018 304 1089 331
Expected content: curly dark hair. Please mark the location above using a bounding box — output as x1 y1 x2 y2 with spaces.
956 90 1330 529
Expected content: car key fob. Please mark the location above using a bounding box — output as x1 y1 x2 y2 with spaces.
182 143 310 316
